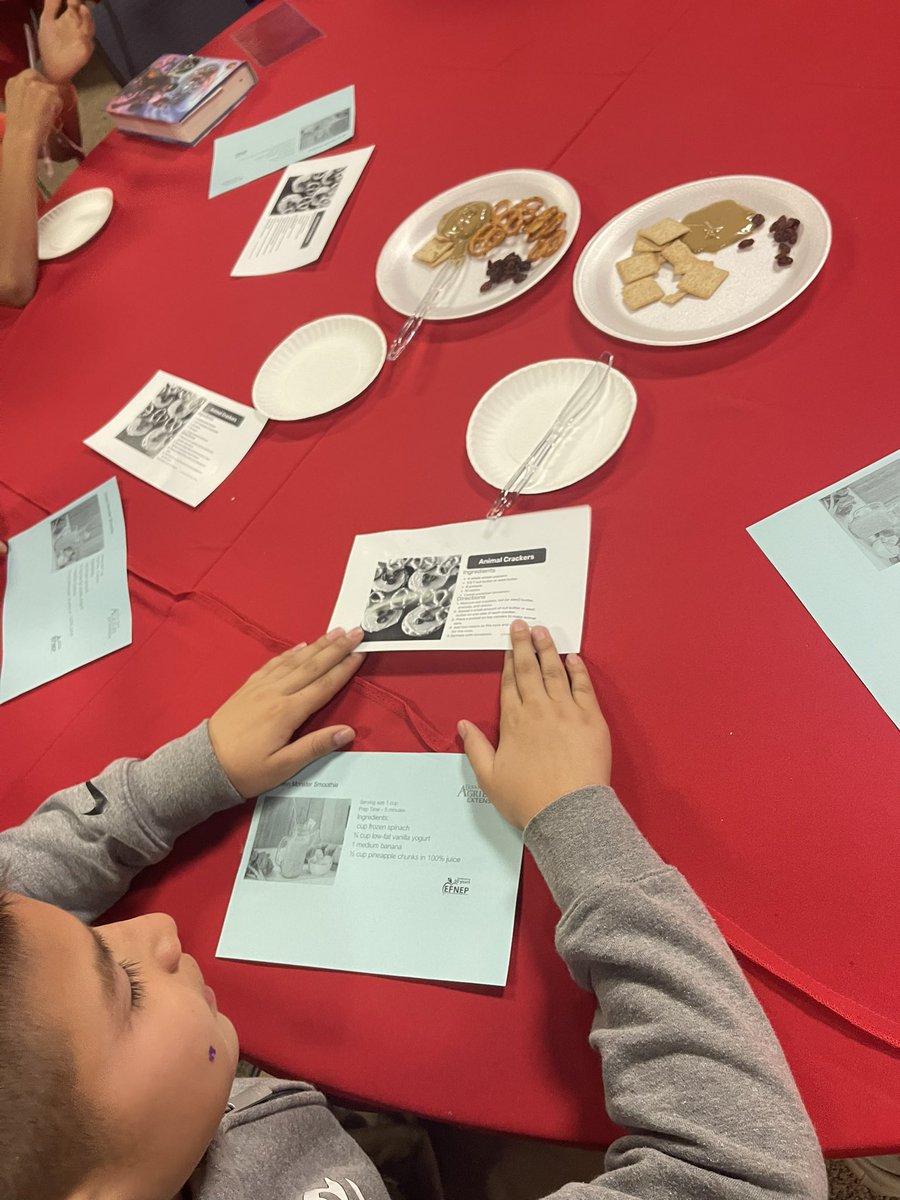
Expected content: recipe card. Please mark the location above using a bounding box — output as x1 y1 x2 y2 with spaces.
329 506 591 652
231 145 373 276
217 752 524 985
85 371 266 507
749 448 900 729
209 84 354 198
0 480 132 703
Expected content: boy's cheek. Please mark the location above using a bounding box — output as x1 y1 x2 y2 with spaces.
215 1012 240 1071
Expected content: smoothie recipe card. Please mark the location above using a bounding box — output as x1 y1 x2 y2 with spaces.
218 752 524 985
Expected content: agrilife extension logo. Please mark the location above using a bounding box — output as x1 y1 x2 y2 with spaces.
458 783 489 803
442 876 471 895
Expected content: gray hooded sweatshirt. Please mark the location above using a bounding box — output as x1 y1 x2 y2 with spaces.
0 724 827 1200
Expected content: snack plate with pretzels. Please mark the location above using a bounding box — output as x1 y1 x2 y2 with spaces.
375 168 580 321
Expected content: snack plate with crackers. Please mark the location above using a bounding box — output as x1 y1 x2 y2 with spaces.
573 175 831 347
376 169 580 320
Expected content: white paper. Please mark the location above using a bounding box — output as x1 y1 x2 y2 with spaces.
231 145 373 276
329 507 591 652
84 371 267 507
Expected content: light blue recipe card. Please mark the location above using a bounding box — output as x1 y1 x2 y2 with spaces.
749 448 900 728
218 752 524 985
209 84 355 197
0 479 132 703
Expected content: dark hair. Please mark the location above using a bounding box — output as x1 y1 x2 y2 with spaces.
0 891 105 1200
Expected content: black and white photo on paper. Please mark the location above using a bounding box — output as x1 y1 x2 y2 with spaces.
820 460 900 571
115 381 203 459
50 494 104 571
298 108 351 152
269 165 346 216
360 556 461 643
244 793 351 885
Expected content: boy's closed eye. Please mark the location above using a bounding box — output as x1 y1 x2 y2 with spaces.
90 926 146 1014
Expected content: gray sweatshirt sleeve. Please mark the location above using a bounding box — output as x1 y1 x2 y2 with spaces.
525 787 827 1200
0 722 243 922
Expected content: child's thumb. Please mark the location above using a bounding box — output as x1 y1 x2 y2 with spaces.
457 720 495 789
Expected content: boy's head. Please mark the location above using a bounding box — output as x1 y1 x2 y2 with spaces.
0 892 239 1200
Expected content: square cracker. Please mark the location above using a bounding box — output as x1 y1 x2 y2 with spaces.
661 239 698 275
677 262 729 299
414 235 454 266
622 277 664 311
632 235 659 253
661 290 685 305
638 217 691 246
615 252 661 284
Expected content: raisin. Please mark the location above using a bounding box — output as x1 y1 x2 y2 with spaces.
738 238 755 249
751 213 765 228
775 254 793 266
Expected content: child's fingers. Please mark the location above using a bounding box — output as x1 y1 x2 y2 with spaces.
458 720 495 789
499 650 520 711
280 628 364 692
286 650 364 722
264 627 352 683
565 653 601 711
275 725 356 777
250 641 308 683
530 626 571 701
509 620 545 701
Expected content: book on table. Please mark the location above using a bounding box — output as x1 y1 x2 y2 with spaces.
105 54 256 145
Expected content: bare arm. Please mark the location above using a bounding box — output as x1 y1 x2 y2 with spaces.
39 0 94 160
0 71 62 307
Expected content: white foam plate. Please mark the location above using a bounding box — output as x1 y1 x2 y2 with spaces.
376 168 580 320
38 187 114 260
573 175 831 346
252 315 386 420
467 358 636 493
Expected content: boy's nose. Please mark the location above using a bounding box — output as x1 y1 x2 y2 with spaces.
145 911 182 971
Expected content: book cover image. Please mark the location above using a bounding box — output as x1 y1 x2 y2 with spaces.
107 54 243 123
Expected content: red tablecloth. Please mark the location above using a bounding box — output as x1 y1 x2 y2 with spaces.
2 0 900 1156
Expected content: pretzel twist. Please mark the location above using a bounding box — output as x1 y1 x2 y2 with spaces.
468 222 508 257
527 228 566 261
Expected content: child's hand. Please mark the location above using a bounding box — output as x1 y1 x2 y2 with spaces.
458 621 612 829
38 0 95 86
3 69 63 152
208 628 365 799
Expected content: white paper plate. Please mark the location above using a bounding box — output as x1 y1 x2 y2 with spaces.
573 175 831 346
252 315 386 420
38 187 114 260
466 358 636 493
376 169 580 320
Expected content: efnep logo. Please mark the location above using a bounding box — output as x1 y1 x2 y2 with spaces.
442 876 471 895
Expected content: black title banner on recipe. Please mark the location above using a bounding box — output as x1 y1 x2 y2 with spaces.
467 549 547 569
